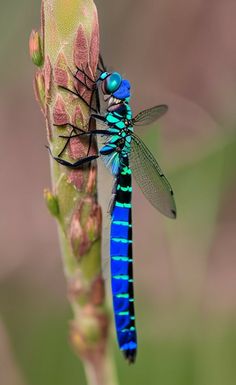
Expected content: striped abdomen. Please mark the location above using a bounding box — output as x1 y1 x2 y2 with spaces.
110 156 137 363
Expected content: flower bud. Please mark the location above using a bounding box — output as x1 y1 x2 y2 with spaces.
29 30 44 67
44 189 60 218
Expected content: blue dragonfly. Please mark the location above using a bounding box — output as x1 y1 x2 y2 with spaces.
49 58 177 363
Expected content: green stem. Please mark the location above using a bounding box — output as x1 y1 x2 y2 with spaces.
30 1 118 384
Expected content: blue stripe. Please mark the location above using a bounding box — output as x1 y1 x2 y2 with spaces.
112 278 129 295
114 297 132 313
111 240 129 257
112 260 129 275
112 206 130 222
120 341 137 351
111 223 130 239
115 314 131 331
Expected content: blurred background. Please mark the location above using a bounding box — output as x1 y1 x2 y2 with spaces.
1 1 236 384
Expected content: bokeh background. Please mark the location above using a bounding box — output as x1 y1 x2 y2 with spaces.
1 1 236 384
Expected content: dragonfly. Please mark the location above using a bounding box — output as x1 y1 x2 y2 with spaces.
49 57 177 363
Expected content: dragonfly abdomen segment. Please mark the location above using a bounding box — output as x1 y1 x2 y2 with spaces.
110 158 137 363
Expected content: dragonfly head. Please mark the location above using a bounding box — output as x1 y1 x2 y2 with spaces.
99 71 131 100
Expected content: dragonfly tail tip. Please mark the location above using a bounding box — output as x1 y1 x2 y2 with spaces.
123 349 137 364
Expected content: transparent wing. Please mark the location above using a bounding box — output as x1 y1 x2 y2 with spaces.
130 133 176 218
132 105 168 126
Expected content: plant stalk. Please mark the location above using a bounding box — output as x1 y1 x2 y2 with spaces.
30 1 118 384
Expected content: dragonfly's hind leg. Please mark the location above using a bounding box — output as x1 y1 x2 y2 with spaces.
46 146 98 169
58 116 112 158
57 118 97 157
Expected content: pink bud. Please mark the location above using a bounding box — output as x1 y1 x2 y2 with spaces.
29 30 44 67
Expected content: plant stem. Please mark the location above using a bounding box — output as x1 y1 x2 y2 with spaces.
30 1 118 384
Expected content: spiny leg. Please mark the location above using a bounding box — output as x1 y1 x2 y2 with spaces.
58 67 97 112
59 129 112 139
74 65 101 113
58 126 113 157
76 69 101 114
74 66 98 109
70 67 95 92
54 111 112 160
91 113 106 123
57 128 76 157
46 145 99 169
56 65 103 157
55 119 98 158
59 85 98 113
75 65 96 84
57 117 107 157
54 123 86 157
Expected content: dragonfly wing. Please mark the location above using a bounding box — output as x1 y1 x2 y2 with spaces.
101 150 120 177
132 104 168 126
130 133 176 218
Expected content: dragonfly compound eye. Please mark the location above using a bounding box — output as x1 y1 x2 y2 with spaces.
104 72 122 94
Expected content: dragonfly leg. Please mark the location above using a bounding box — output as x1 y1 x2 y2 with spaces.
53 122 86 134
46 146 98 169
64 65 100 113
56 119 96 157
59 85 97 113
58 128 113 157
58 132 93 157
74 66 101 113
91 113 106 123
57 129 77 157
75 65 96 84
85 115 108 156
53 123 87 157
72 72 94 92
86 117 94 156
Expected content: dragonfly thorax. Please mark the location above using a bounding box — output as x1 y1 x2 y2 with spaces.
115 137 125 152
